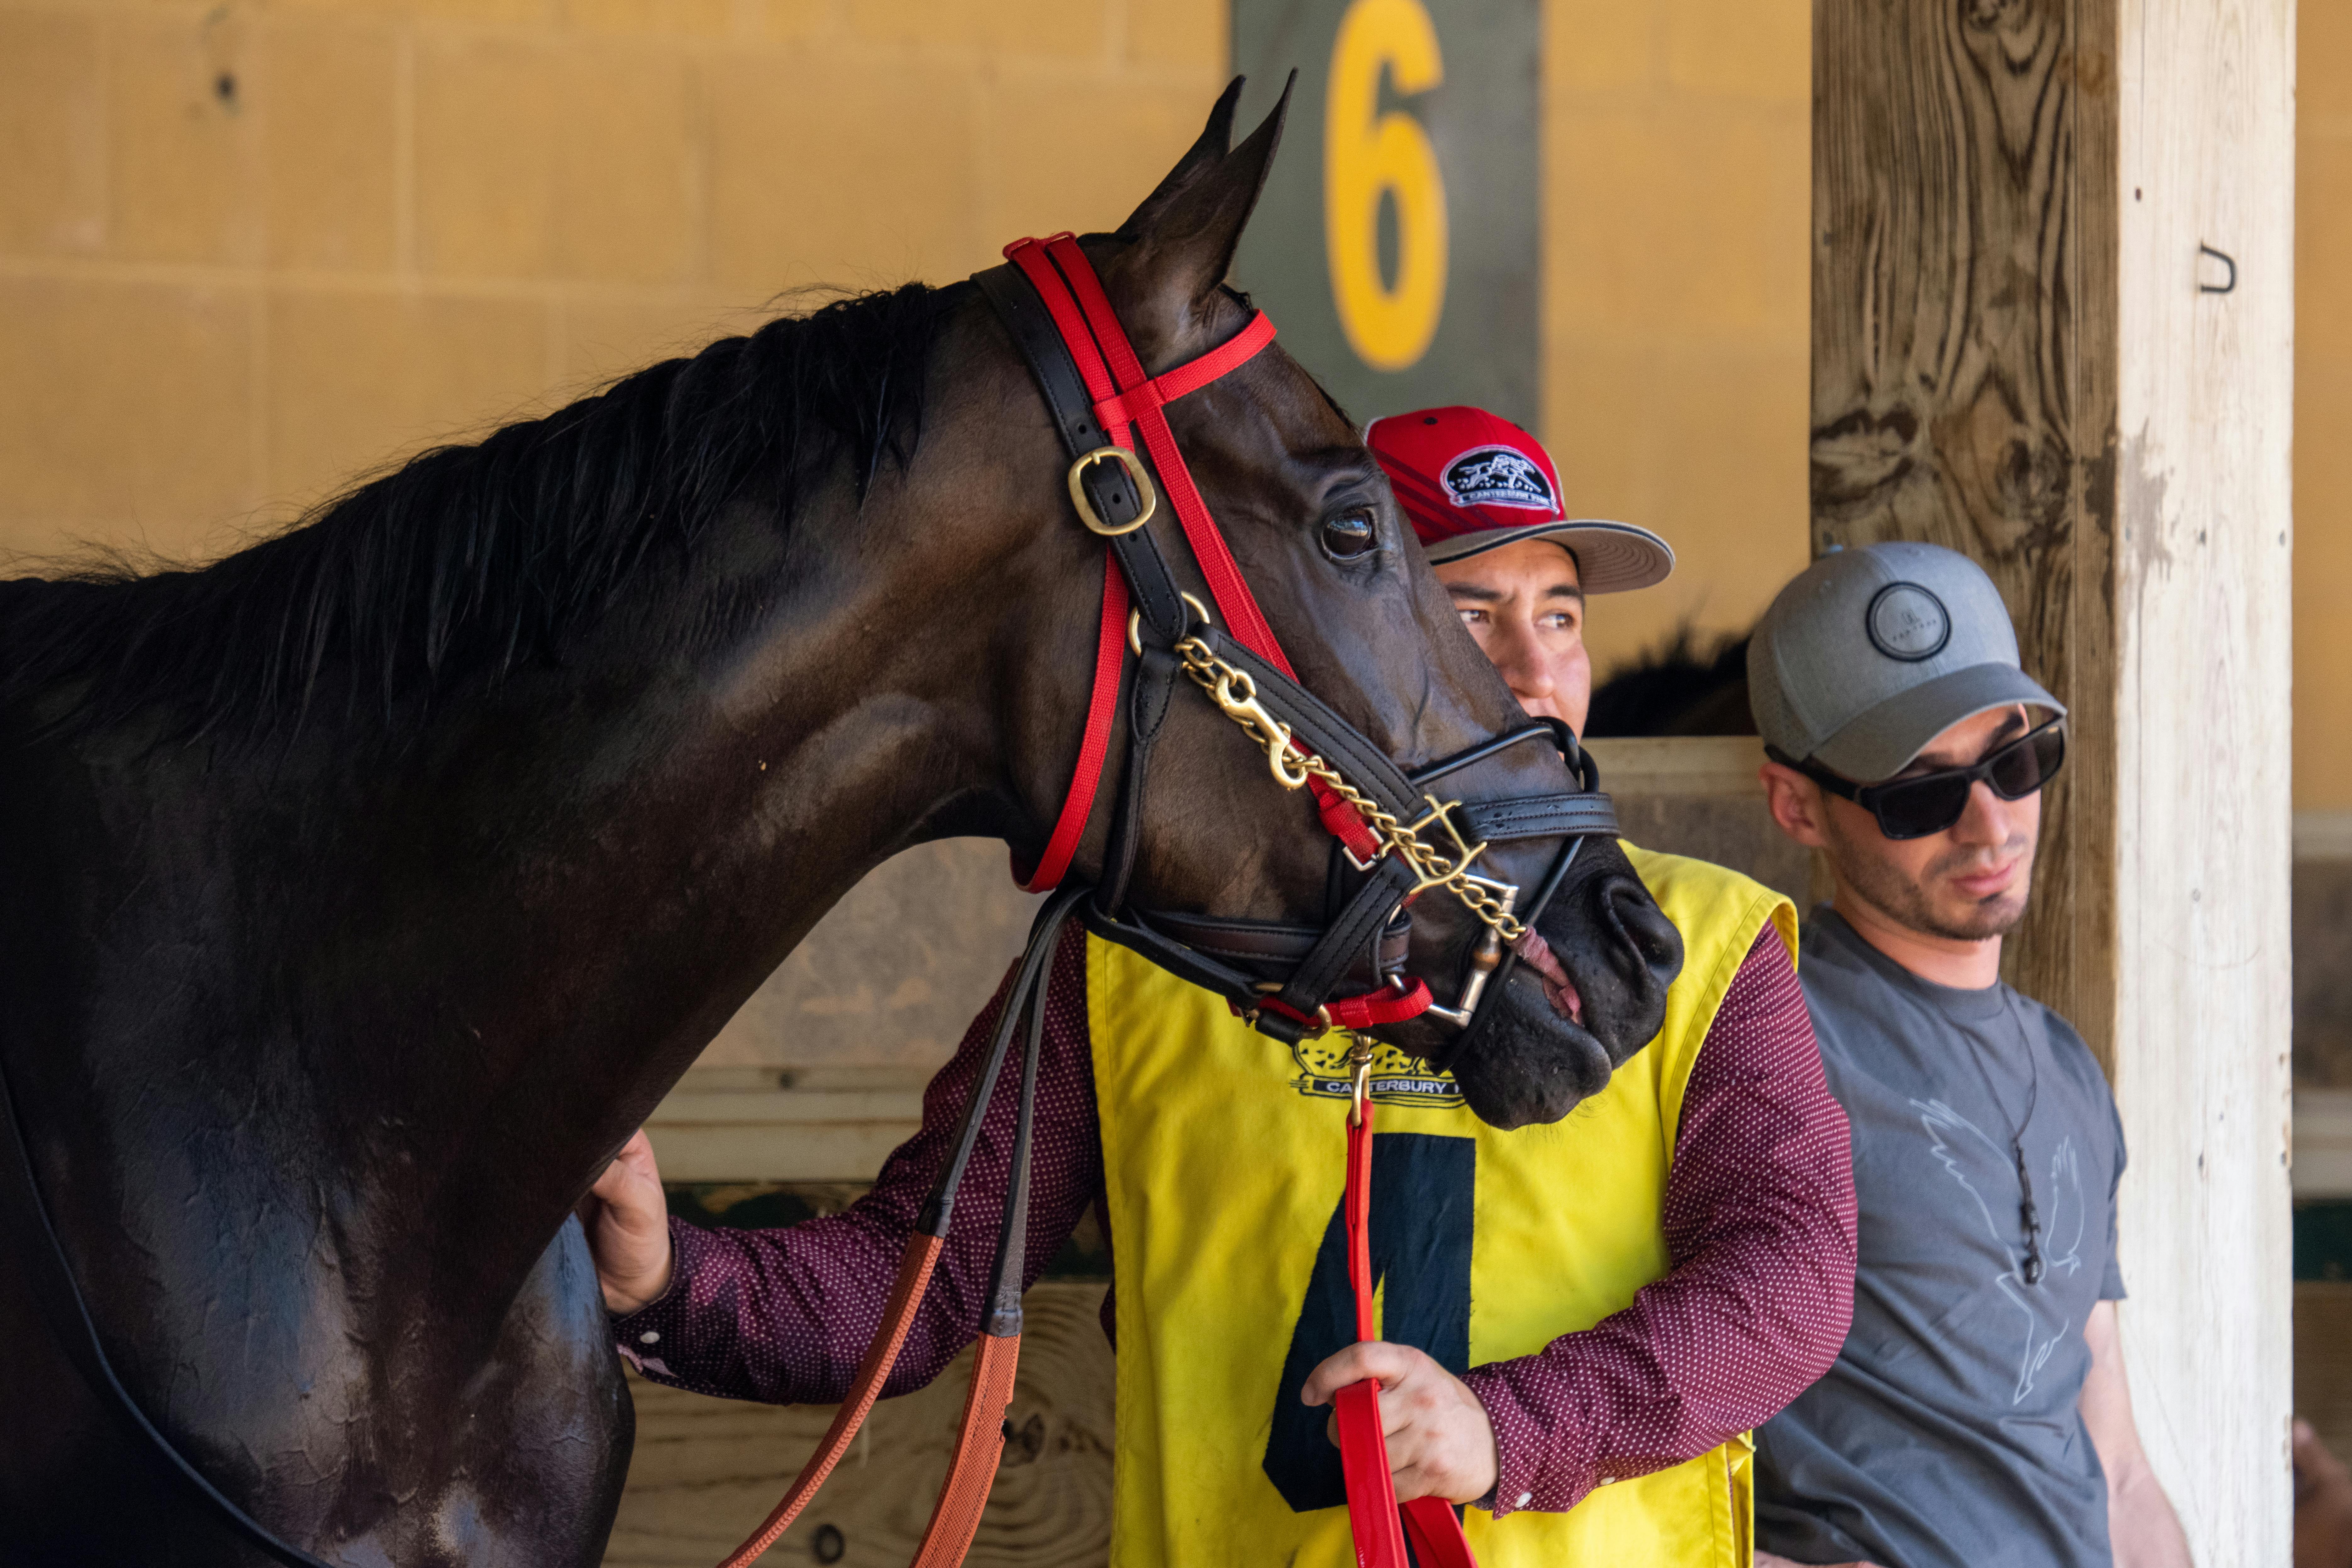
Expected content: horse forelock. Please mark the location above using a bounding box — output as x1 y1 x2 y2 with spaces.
0 281 963 748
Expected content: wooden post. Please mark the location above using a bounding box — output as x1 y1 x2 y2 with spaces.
1811 1 2294 1562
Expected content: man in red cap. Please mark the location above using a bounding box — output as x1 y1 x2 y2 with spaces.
1365 405 1672 732
584 408 1853 1563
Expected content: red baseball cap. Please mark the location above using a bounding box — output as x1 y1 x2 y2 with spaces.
1364 406 1674 594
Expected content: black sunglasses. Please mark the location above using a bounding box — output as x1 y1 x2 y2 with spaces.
1768 717 2067 841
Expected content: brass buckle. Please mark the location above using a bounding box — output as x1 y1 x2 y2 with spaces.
1068 445 1158 537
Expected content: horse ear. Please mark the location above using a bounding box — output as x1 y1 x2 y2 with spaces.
1116 76 1250 240
1114 73 1293 309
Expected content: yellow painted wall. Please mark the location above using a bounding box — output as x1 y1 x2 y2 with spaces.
2302 4 2352 810
25 0 2339 814
1542 0 1812 682
0 0 1812 664
0 0 1227 567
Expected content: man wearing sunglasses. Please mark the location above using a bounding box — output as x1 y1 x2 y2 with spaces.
1746 543 2188 1568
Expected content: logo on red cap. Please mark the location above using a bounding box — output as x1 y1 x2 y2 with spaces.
1440 446 1556 512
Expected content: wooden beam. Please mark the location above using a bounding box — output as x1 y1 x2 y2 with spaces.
1811 1 2294 1562
2110 4 2295 1559
1810 0 2120 1056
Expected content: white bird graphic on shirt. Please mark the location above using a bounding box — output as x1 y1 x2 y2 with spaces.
1911 1098 2088 1403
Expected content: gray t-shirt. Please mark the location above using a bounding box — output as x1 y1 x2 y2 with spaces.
1756 907 2127 1568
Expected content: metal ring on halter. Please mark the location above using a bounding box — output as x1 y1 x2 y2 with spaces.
1068 445 1158 537
1128 590 1215 656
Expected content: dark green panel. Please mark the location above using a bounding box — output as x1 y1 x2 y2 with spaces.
2299 1200 2352 1282
1232 0 1540 429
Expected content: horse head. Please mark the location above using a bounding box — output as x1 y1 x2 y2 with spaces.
926 83 1684 1127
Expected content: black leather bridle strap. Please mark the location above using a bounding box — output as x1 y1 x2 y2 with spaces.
1458 796 1621 842
974 262 1188 642
1268 854 1419 1022
1080 904 1309 1032
1194 631 1423 817
1097 643 1182 918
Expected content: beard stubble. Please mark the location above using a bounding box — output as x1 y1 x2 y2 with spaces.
1826 818 2038 945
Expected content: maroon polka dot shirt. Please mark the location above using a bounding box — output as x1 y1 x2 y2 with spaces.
613 925 1855 1517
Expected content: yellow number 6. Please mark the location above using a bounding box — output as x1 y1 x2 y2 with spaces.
1325 0 1448 371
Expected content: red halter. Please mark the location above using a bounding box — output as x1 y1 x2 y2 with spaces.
1002 235 1470 1563
1003 234 1390 895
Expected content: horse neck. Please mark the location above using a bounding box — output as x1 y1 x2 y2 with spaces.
68 487 1016 1318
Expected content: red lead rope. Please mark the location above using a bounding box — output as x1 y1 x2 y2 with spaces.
1340 1096 1482 1568
1006 234 1387 890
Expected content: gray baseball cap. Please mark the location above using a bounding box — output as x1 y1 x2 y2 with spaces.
1747 542 2063 783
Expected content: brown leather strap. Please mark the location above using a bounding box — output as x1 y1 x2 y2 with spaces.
714 1233 945 1568
908 1331 1024 1567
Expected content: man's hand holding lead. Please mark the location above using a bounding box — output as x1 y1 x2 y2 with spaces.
1300 1341 1501 1506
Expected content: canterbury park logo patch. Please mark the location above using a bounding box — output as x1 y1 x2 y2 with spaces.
1290 1036 1465 1109
1442 446 1556 511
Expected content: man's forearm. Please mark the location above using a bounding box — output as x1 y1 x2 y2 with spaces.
1459 929 1857 1514
2109 1460 2193 1568
2080 1301 2192 1568
612 926 1102 1403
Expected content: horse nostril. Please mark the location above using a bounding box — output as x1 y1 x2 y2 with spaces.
1604 878 1685 985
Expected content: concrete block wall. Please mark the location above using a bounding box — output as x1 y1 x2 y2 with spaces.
0 0 1815 658
0 0 1228 567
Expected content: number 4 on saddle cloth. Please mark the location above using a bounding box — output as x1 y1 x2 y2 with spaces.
1271 1099 1480 1568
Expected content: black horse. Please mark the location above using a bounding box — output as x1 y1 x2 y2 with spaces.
0 89 1679 1565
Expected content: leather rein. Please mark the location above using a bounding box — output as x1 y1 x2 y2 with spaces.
0 232 1622 1568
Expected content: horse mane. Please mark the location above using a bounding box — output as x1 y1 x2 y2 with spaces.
0 281 956 745
1584 625 1757 738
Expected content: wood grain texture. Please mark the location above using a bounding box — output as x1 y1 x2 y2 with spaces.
1811 0 2119 1060
605 1282 1115 1568
1813 2 2295 1562
2109 3 2295 1561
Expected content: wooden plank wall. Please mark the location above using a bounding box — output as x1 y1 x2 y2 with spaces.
606 1283 1115 1567
1810 0 2119 1058
1813 2 2295 1562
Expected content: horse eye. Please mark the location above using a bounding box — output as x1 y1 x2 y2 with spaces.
1321 509 1377 562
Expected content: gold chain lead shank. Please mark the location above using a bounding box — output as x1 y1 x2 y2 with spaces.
1173 636 1529 944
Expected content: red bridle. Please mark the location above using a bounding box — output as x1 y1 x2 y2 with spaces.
1005 235 1475 1566
705 235 1481 1568
1001 234 1428 1035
